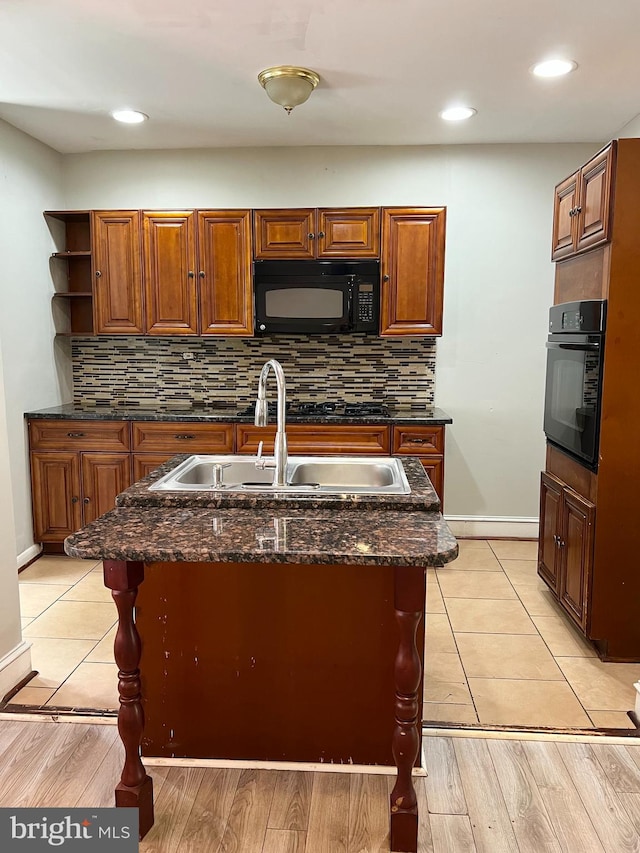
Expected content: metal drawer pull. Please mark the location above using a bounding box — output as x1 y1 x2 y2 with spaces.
67 432 86 438
174 434 196 440
408 437 429 444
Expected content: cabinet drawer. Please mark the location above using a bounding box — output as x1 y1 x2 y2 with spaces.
29 419 131 451
236 424 390 455
132 422 234 453
392 426 444 455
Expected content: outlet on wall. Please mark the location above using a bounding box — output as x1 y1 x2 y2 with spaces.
182 352 195 361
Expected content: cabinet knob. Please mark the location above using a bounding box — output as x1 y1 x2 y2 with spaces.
188 271 195 278
95 270 102 278
308 233 315 239
574 206 582 214
383 274 390 282
83 497 90 504
199 270 205 278
318 231 325 238
71 496 79 504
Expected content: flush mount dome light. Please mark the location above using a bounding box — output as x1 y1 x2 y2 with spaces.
110 109 148 124
439 106 477 122
258 66 320 115
531 59 578 78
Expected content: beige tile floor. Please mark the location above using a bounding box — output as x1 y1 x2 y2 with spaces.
9 544 640 731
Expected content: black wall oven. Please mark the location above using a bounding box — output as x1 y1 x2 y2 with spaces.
543 299 606 470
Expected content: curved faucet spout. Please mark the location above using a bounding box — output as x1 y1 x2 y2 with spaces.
254 359 288 487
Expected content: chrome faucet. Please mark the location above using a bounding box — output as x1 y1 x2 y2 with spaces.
254 359 288 487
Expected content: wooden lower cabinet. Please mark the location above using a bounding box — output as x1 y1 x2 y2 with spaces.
537 472 595 631
391 425 445 506
30 450 131 543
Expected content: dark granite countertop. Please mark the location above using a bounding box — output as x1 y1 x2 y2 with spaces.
116 454 441 512
25 403 453 426
64 504 458 568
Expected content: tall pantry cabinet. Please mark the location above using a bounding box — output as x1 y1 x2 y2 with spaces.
539 137 640 661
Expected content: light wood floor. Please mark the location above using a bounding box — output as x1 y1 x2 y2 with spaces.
1 719 640 851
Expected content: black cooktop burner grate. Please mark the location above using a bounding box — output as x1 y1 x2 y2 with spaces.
237 400 390 418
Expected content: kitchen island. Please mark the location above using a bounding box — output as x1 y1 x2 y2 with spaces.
64 455 457 852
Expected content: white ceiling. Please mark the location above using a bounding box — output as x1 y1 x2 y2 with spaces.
0 0 639 154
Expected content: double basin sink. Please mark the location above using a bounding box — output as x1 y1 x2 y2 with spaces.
149 454 411 496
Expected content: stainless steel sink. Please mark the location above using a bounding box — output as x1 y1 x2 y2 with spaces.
149 455 411 495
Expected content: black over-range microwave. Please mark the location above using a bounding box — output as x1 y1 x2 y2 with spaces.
253 259 380 335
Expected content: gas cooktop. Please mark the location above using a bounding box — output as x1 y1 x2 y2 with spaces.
237 400 390 418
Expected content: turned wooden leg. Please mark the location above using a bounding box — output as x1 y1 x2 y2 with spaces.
103 560 154 840
390 565 425 853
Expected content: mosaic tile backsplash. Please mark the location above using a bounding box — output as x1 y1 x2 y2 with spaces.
71 335 436 408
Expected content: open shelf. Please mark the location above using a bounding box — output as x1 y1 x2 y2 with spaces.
46 211 95 335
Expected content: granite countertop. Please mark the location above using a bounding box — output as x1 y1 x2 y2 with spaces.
25 402 453 426
116 455 441 512
64 504 458 568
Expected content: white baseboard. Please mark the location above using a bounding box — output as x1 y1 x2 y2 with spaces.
444 516 539 540
0 641 32 701
17 544 42 570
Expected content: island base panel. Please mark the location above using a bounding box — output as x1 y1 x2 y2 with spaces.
135 560 424 766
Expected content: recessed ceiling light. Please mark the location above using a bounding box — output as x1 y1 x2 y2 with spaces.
439 106 477 122
110 109 148 124
531 59 577 78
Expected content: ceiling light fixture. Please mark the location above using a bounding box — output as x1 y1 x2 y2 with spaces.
531 59 577 78
111 109 148 124
258 66 320 115
439 106 477 122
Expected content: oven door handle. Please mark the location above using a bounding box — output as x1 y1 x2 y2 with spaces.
546 342 600 351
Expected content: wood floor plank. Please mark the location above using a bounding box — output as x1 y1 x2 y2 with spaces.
169 766 240 853
0 719 31 754
430 814 477 853
217 768 277 853
556 742 640 852
305 772 350 853
73 736 126 808
625 746 640 773
414 777 436 853
487 739 561 853
620 793 640 835
268 770 312 831
424 736 468 815
348 773 390 853
138 766 206 852
262 829 306 852
592 744 640 793
453 738 518 853
0 721 82 806
522 741 604 853
31 724 119 806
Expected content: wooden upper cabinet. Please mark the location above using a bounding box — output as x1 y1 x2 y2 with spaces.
380 207 446 336
551 142 615 260
551 173 579 260
253 208 381 259
198 210 253 336
316 208 380 257
253 209 316 259
92 211 144 334
575 144 615 254
143 211 198 335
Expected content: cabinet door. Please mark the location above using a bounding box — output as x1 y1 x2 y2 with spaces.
198 210 253 336
576 144 614 254
380 208 446 336
558 488 595 630
317 208 380 258
143 211 198 334
80 453 131 525
420 457 444 506
31 452 82 542
132 454 174 482
253 209 316 259
92 211 144 334
551 173 579 260
538 472 563 592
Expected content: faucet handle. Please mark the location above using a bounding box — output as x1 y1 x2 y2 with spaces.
255 440 265 469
